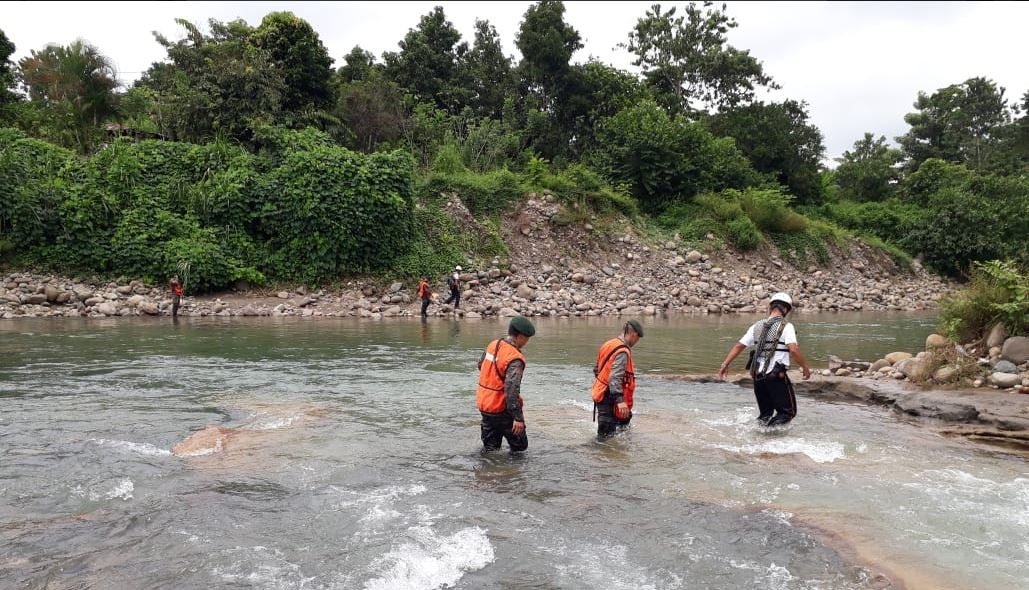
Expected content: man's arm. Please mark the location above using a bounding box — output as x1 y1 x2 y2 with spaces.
787 343 811 380
718 343 747 380
607 351 628 405
504 359 525 422
477 350 486 371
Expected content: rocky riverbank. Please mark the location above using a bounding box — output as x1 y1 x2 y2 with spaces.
0 198 955 321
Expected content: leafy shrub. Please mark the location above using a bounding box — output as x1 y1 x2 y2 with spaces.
694 192 744 222
737 187 807 232
0 133 80 250
420 169 523 216
939 260 1028 342
726 216 761 251
263 147 414 283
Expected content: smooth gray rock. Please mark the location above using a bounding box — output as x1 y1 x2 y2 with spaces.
1000 337 1029 364
992 360 1018 374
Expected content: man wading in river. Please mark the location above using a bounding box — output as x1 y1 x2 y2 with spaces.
591 320 643 439
718 293 811 426
476 316 535 452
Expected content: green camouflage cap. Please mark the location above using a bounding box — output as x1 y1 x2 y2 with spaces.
509 315 536 337
625 319 644 337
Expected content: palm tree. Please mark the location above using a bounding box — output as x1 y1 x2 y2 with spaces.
19 39 119 153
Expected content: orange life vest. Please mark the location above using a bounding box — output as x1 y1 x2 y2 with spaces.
172 283 183 297
417 280 430 299
476 338 526 413
591 337 636 409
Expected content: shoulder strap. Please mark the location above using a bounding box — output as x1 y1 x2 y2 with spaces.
595 343 630 383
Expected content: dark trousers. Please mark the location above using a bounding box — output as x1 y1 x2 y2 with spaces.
420 298 430 316
444 288 460 308
753 374 797 425
172 295 181 317
480 411 528 452
596 401 632 438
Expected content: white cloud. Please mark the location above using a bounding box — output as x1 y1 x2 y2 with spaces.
3 1 1027 160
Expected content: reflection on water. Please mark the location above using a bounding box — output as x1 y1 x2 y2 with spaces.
0 314 1025 589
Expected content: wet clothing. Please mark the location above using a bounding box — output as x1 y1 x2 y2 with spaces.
476 337 527 451
480 410 528 452
739 315 799 425
754 371 798 426
592 336 636 438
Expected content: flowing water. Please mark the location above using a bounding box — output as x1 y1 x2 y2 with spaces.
1 313 1026 590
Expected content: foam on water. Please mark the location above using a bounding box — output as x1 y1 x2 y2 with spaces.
91 438 172 457
550 540 659 590
243 413 302 431
712 437 846 463
212 545 315 589
557 399 593 412
106 479 134 500
905 469 1029 528
363 526 494 590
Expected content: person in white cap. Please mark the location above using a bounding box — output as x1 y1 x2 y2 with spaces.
718 292 811 426
444 265 462 309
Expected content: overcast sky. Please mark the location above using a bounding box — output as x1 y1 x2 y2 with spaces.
3 1 1028 160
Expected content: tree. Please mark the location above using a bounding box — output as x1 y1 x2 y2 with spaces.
339 45 378 83
593 99 758 212
459 19 513 119
707 100 825 204
18 40 119 153
335 69 408 152
515 0 583 159
383 6 468 113
897 77 1012 172
0 29 17 110
624 2 777 114
249 12 335 112
567 61 647 155
834 133 903 202
140 18 285 144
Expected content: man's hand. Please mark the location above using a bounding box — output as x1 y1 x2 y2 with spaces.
511 420 525 435
802 366 811 380
614 402 630 420
718 365 729 381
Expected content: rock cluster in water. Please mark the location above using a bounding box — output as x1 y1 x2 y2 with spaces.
826 327 1029 395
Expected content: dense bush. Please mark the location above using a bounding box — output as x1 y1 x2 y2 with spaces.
262 146 414 283
939 260 1028 342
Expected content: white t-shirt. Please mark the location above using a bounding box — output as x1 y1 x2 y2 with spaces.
740 320 797 367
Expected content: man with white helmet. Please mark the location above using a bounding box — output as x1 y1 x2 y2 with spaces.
444 265 462 309
718 292 811 426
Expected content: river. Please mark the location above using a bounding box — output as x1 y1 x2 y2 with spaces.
1 313 1026 589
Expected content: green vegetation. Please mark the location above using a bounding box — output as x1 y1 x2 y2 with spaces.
940 260 1029 342
1 3 1027 290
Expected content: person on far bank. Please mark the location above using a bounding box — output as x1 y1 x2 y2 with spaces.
718 293 811 426
169 275 183 318
444 266 462 309
418 275 433 318
592 320 643 439
476 316 535 452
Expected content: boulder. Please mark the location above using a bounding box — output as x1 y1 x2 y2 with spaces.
116 285 134 295
925 334 948 350
96 302 119 316
835 368 852 377
126 294 145 307
684 250 703 263
389 282 403 293
277 291 290 299
1000 336 1029 364
139 301 160 316
990 372 1022 388
986 323 1006 348
869 359 891 372
25 294 47 305
498 307 519 318
516 284 536 300
992 360 1018 374
55 291 71 304
44 285 60 302
884 351 912 365
933 366 958 383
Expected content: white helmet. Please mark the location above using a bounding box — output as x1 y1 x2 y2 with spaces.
770 292 793 308
455 265 462 271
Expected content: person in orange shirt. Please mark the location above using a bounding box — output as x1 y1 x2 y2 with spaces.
169 275 184 318
591 320 643 439
417 275 433 318
475 316 535 452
